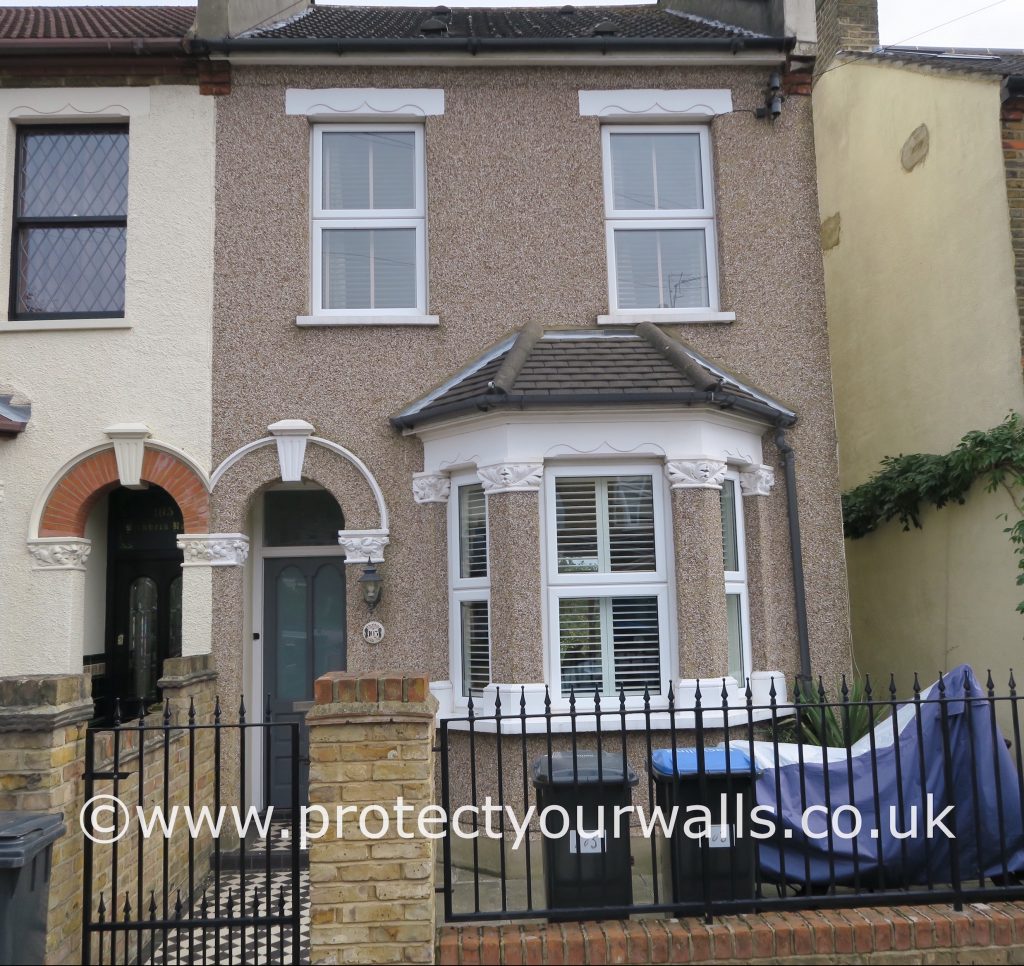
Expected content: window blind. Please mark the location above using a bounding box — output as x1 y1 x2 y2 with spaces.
555 476 655 574
322 131 416 211
460 600 491 697
609 131 703 212
459 484 488 579
558 596 661 696
322 228 417 310
614 228 709 310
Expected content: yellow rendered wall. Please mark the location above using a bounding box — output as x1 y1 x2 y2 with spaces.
813 61 1024 686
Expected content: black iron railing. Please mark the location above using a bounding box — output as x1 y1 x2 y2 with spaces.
437 665 1024 924
82 698 303 966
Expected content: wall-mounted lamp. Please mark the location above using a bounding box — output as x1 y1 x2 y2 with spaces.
755 71 784 120
358 561 383 612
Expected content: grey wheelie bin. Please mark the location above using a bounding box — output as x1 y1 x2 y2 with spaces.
532 751 638 918
0 812 65 966
651 747 759 905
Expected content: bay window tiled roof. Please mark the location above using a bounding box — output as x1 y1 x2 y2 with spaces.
393 324 795 429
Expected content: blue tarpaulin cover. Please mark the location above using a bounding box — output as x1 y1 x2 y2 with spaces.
729 665 1024 886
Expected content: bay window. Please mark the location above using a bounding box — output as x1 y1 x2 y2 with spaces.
449 478 490 697
602 125 718 312
721 473 752 683
547 469 670 698
311 124 425 316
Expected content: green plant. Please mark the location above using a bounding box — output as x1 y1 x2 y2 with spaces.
842 413 1024 613
778 678 883 748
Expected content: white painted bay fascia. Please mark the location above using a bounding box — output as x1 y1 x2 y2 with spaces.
286 87 444 119
416 408 766 478
579 88 733 119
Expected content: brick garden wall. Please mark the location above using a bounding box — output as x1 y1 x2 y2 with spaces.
438 903 1024 964
0 657 221 965
82 656 222 963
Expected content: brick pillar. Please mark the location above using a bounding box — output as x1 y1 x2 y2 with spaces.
480 464 544 684
307 671 438 965
666 460 730 682
0 674 93 965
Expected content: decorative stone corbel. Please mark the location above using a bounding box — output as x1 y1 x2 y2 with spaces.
665 458 727 490
412 472 451 504
27 537 92 571
739 464 775 497
104 423 151 489
268 419 314 482
338 529 390 563
476 462 543 494
177 533 250 567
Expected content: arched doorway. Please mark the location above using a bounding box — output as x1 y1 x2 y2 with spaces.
94 485 184 720
257 485 347 807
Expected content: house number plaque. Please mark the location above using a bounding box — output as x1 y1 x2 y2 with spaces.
362 621 385 644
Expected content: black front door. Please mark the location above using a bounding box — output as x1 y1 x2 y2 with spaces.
96 487 184 722
264 556 347 808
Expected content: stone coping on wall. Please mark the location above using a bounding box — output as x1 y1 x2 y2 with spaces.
0 673 93 732
437 902 1024 964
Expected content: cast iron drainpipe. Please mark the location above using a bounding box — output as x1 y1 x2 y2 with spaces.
775 425 813 687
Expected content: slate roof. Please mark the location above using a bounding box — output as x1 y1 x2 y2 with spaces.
392 324 795 429
0 6 194 40
245 5 767 41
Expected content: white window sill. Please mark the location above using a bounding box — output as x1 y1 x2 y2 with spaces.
0 318 131 333
441 706 792 734
296 314 439 327
598 311 736 325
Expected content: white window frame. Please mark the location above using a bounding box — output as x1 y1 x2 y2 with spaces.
722 470 753 684
311 123 427 317
448 473 490 703
601 124 720 314
544 463 673 703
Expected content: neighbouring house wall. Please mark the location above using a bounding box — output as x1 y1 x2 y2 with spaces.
210 64 851 719
0 85 216 676
813 61 1024 683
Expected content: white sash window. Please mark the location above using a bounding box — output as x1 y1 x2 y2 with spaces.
546 467 671 698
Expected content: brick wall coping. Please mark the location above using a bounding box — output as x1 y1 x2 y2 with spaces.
438 902 1024 964
157 654 217 690
0 674 93 732
309 671 438 724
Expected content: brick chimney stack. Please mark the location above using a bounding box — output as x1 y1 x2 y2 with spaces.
815 0 879 70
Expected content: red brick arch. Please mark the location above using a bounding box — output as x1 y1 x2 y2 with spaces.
39 447 209 538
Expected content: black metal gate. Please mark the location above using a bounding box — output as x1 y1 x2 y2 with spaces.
81 700 306 965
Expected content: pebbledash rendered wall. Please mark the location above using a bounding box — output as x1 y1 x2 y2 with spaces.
0 84 216 676
209 64 852 717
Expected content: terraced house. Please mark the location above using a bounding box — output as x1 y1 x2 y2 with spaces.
195 0 852 813
0 1 852 808
0 0 886 963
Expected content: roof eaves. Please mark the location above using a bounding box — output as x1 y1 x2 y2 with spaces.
393 334 516 423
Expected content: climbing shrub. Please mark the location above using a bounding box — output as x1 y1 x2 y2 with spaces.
842 413 1024 612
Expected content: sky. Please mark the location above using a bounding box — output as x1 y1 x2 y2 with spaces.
3 0 1024 49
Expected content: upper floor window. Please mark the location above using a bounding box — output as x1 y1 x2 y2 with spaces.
721 473 751 683
11 125 128 320
547 468 670 698
449 478 490 698
602 125 718 312
311 124 426 317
